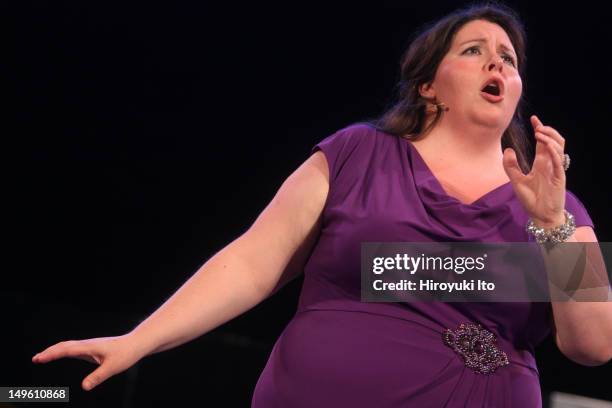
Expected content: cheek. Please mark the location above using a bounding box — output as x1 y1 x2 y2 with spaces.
507 76 523 102
436 61 474 94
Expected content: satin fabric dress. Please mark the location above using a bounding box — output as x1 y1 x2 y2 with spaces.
251 123 595 407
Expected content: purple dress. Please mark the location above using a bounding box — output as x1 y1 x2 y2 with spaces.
251 123 595 407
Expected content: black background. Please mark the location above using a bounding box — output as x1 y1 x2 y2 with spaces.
4 1 611 407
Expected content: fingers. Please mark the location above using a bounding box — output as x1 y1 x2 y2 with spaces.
531 114 566 178
32 340 97 364
542 137 566 180
534 131 566 180
32 341 114 391
536 125 565 149
531 115 566 149
531 116 547 157
502 147 526 181
535 131 563 156
32 336 134 392
32 341 74 363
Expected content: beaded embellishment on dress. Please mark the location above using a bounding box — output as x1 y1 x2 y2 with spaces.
443 322 509 374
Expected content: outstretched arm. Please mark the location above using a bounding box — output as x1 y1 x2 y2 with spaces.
33 150 331 390
129 150 330 355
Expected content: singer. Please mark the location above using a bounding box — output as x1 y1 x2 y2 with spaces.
32 2 611 407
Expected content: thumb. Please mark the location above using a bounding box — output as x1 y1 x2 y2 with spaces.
82 365 113 391
502 147 524 183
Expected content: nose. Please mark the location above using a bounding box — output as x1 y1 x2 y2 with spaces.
487 55 504 72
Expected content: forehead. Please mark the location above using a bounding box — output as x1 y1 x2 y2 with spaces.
453 19 514 50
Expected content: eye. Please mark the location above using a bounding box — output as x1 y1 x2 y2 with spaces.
502 54 517 67
463 46 516 67
463 46 481 55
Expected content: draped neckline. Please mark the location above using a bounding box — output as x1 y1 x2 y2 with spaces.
402 137 513 208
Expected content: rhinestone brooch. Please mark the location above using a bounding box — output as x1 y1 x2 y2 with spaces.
443 322 509 374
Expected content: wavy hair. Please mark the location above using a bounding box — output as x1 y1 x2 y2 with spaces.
363 1 533 174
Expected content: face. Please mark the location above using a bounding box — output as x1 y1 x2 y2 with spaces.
420 19 522 130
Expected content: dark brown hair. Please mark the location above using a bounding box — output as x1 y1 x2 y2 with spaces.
363 1 533 174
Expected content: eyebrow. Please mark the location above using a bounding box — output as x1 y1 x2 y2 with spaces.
459 38 516 56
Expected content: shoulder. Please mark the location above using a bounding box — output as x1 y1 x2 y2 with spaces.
312 122 398 159
316 122 379 149
311 122 384 180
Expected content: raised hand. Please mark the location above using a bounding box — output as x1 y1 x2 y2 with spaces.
502 114 567 228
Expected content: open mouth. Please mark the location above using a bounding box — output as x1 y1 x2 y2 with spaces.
481 78 504 96
481 81 501 96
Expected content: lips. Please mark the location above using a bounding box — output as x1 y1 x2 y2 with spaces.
480 76 505 103
480 91 504 103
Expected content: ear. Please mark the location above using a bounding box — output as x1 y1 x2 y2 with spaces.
419 82 436 100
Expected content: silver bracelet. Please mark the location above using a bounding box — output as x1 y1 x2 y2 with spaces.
526 209 576 244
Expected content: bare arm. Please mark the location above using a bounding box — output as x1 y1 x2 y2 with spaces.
32 150 331 390
550 226 612 366
129 150 330 356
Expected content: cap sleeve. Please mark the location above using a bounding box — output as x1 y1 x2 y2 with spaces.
565 189 595 229
309 123 375 220
310 123 372 185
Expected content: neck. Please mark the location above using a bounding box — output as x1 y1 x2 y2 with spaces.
414 114 507 175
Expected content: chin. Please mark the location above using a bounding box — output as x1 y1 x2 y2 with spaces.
467 113 508 129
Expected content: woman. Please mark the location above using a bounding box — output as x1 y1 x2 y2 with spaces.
32 3 611 407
